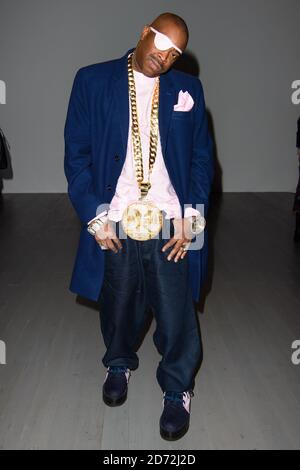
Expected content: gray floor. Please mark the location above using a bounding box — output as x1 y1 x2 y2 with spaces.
0 192 299 450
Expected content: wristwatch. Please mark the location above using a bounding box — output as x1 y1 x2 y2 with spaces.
87 214 108 236
187 214 206 235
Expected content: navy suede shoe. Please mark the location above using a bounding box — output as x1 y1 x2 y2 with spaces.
159 390 194 441
102 366 131 407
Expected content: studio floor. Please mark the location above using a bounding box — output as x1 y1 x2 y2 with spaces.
0 192 299 450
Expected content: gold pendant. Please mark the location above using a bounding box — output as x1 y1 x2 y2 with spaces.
121 200 163 241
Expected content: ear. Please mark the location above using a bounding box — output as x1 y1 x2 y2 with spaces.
140 24 150 41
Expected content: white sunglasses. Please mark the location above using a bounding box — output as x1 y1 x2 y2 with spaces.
149 26 182 54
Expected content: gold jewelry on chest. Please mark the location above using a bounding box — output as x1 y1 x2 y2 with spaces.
121 52 163 241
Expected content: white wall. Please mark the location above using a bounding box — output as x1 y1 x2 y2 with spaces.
0 0 299 193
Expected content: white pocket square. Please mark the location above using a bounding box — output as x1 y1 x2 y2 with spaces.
173 90 194 111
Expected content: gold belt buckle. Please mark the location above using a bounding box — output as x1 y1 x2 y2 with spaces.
121 200 163 241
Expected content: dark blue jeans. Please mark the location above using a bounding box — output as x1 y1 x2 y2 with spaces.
98 217 202 392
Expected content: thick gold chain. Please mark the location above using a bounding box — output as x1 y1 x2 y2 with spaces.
120 53 163 241
127 52 160 199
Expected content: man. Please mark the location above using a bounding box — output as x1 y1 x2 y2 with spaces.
64 12 214 441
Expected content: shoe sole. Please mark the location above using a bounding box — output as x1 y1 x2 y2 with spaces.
160 421 189 441
102 390 127 407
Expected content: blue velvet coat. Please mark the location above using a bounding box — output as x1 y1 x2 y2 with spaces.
64 47 214 303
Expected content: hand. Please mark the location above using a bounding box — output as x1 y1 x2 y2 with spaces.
95 220 122 253
161 218 193 263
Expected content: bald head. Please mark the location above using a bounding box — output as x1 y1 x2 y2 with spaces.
150 12 189 49
132 12 189 78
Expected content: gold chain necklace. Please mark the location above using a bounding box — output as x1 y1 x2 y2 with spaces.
121 52 164 241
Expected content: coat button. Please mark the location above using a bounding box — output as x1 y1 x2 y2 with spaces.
107 184 112 191
114 155 120 161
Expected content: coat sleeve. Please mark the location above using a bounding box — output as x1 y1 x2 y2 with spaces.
64 68 103 226
187 78 215 218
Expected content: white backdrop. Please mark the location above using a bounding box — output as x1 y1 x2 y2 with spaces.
0 0 299 193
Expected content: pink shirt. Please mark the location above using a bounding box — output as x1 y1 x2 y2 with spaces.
91 62 198 226
108 68 184 222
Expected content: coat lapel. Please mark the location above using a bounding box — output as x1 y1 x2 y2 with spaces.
113 50 131 157
158 70 176 159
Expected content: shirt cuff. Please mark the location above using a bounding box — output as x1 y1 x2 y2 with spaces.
87 210 108 226
87 210 109 249
184 207 201 218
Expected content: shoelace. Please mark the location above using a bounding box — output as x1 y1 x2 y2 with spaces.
108 366 128 373
105 366 131 384
163 390 194 406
